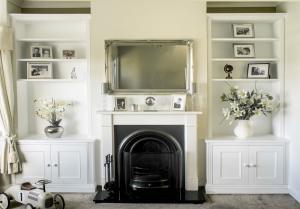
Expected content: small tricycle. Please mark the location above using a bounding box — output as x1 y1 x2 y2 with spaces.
0 179 65 209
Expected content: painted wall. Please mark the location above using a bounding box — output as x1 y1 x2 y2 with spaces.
277 2 300 203
90 0 208 185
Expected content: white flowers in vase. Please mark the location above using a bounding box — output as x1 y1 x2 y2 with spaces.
34 98 73 127
221 85 275 124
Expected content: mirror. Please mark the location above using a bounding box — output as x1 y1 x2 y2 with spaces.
105 40 194 94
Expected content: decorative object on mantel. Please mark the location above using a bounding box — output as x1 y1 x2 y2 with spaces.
221 85 275 138
34 98 73 138
115 97 127 111
171 95 186 111
224 64 233 79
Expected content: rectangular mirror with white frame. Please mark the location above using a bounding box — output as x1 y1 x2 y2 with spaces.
104 40 194 94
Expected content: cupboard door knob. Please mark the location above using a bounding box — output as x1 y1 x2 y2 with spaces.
249 163 256 167
244 164 249 167
47 164 51 167
53 164 58 167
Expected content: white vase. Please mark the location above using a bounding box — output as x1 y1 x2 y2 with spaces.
234 120 253 138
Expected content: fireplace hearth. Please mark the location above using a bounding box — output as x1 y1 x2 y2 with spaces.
94 125 205 203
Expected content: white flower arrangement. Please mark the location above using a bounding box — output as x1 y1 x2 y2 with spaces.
221 86 275 123
34 98 73 127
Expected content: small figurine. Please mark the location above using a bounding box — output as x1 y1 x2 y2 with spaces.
71 68 77 80
224 64 233 79
0 179 65 209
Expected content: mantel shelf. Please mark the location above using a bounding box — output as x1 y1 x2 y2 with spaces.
97 110 203 115
212 78 279 82
18 58 87 62
211 38 279 42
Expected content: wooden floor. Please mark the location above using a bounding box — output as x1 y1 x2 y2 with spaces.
11 193 300 209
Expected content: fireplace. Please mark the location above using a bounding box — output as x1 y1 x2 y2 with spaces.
94 112 204 203
116 126 184 200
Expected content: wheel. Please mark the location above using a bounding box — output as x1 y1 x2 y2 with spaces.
54 194 65 209
0 192 10 209
24 203 35 209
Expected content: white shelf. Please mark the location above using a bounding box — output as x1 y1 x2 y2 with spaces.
17 134 94 143
212 38 279 42
212 78 279 82
212 58 279 62
206 134 287 142
17 38 86 43
18 79 85 83
18 58 87 62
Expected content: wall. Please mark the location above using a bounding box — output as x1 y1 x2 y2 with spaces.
90 0 208 185
277 2 300 203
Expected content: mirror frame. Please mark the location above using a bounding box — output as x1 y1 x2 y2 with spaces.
104 40 194 94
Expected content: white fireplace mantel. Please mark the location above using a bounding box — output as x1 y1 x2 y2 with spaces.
98 111 202 191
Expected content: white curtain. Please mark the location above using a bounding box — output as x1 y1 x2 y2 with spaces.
0 0 21 175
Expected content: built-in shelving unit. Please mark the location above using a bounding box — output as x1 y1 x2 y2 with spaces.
11 14 91 139
207 13 285 138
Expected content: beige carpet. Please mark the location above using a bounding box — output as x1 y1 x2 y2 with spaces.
10 194 300 209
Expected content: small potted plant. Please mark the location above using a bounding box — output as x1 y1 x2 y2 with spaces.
221 85 275 138
34 98 72 138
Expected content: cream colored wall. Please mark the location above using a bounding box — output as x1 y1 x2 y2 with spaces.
277 2 300 203
90 0 208 185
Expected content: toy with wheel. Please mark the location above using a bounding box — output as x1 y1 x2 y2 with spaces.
0 179 65 209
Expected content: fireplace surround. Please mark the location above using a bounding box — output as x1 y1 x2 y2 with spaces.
94 111 204 203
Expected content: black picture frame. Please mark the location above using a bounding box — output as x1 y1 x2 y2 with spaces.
247 63 270 79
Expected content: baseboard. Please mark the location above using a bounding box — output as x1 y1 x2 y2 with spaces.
289 187 300 203
206 184 289 194
47 184 96 193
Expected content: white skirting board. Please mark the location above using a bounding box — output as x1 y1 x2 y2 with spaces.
289 187 300 203
206 185 289 194
46 184 96 193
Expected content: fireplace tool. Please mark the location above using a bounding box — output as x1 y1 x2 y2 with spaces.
104 154 116 194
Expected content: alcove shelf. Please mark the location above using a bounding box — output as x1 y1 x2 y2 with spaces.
11 14 91 139
207 13 286 138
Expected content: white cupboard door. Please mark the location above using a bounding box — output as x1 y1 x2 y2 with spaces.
212 146 248 185
16 144 51 183
249 146 284 185
51 144 87 184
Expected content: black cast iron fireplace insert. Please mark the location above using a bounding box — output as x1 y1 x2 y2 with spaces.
93 125 205 203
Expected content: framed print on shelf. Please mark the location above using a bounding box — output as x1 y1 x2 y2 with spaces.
63 50 76 59
27 62 53 79
233 24 255 38
30 46 53 59
115 97 127 111
233 44 255 58
247 63 270 79
171 95 186 111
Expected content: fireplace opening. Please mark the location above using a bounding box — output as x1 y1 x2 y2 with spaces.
116 127 184 200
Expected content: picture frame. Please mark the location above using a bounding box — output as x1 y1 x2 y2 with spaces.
27 62 53 79
63 50 76 59
247 63 270 79
115 97 127 111
171 95 186 111
30 46 53 59
233 24 255 38
233 44 255 58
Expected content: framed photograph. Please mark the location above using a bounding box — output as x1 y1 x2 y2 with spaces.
247 63 270 79
30 46 53 59
27 62 53 79
63 50 76 59
115 97 127 111
31 46 42 58
171 95 186 111
41 46 52 58
233 24 255 38
233 44 255 58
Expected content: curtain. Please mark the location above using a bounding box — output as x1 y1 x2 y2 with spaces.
0 1 21 175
